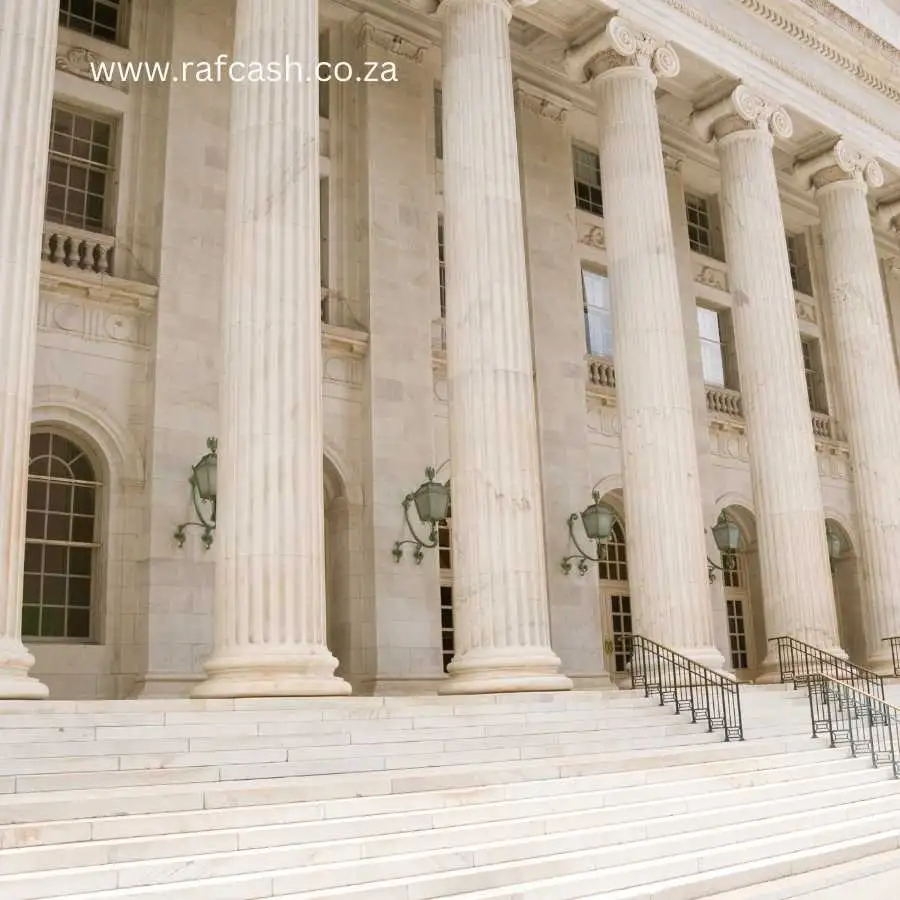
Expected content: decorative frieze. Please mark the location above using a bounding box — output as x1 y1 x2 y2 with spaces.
579 224 606 250
358 21 428 62
514 81 569 123
694 262 728 292
55 44 127 92
795 295 818 324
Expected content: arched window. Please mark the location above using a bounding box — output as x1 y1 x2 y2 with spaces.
22 431 100 641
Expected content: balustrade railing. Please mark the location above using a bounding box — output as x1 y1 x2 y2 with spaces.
587 356 616 390
768 635 884 700
705 385 743 418
806 674 899 777
42 223 114 275
629 634 744 741
883 636 900 677
811 411 834 440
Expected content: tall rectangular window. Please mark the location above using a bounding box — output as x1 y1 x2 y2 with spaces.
786 233 800 290
801 337 828 414
59 0 123 44
434 87 443 160
45 105 116 233
439 512 454 673
685 193 712 255
697 306 725 386
438 217 446 319
319 31 330 119
573 146 603 217
582 268 614 358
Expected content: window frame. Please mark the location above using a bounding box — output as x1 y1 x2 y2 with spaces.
45 101 119 236
59 0 128 47
581 266 614 360
572 144 604 218
684 192 712 256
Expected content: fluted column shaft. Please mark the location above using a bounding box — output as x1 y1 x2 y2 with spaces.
797 142 900 669
0 1 56 699
193 0 348 698
572 18 721 668
438 0 570 693
694 87 841 663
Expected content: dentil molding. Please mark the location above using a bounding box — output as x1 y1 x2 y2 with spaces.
659 0 900 142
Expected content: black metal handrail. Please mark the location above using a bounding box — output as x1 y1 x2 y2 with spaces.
768 635 884 700
806 673 900 778
628 634 743 742
882 636 900 677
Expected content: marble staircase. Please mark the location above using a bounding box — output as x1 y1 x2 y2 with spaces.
0 685 898 899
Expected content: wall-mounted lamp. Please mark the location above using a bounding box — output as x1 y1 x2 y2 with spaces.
707 510 740 583
392 464 450 564
561 491 617 575
826 525 842 574
174 437 218 550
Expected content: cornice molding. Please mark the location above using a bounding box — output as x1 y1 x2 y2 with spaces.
658 0 900 143
738 0 900 104
797 0 900 67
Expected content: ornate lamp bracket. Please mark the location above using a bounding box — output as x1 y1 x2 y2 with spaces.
174 437 218 550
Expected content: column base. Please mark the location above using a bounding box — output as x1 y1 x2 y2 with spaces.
754 643 850 685
439 648 573 695
0 639 49 699
192 648 352 698
670 645 729 675
863 650 899 677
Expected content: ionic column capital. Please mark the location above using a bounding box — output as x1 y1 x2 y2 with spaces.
692 85 793 144
565 16 680 86
877 197 900 231
793 139 884 194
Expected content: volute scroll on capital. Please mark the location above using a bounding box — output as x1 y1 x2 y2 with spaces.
565 15 680 85
877 197 900 231
692 84 793 144
793 139 884 193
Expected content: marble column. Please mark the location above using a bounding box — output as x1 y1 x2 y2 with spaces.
0 2 57 699
795 141 900 670
437 0 570 694
193 0 349 697
566 17 723 669
693 86 842 667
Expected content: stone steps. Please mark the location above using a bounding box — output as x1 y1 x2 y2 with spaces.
0 686 896 898
26 810 900 900
0 759 886 874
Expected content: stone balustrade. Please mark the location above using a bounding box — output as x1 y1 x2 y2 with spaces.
42 223 115 275
705 385 743 418
811 411 834 440
587 355 616 389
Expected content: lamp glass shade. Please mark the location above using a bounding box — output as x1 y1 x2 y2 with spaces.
193 453 217 502
582 501 615 543
413 479 450 524
712 515 740 553
826 527 842 560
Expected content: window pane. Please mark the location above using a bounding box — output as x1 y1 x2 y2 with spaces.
582 270 613 358
42 606 67 638
67 608 92 639
21 605 40 638
696 306 720 341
